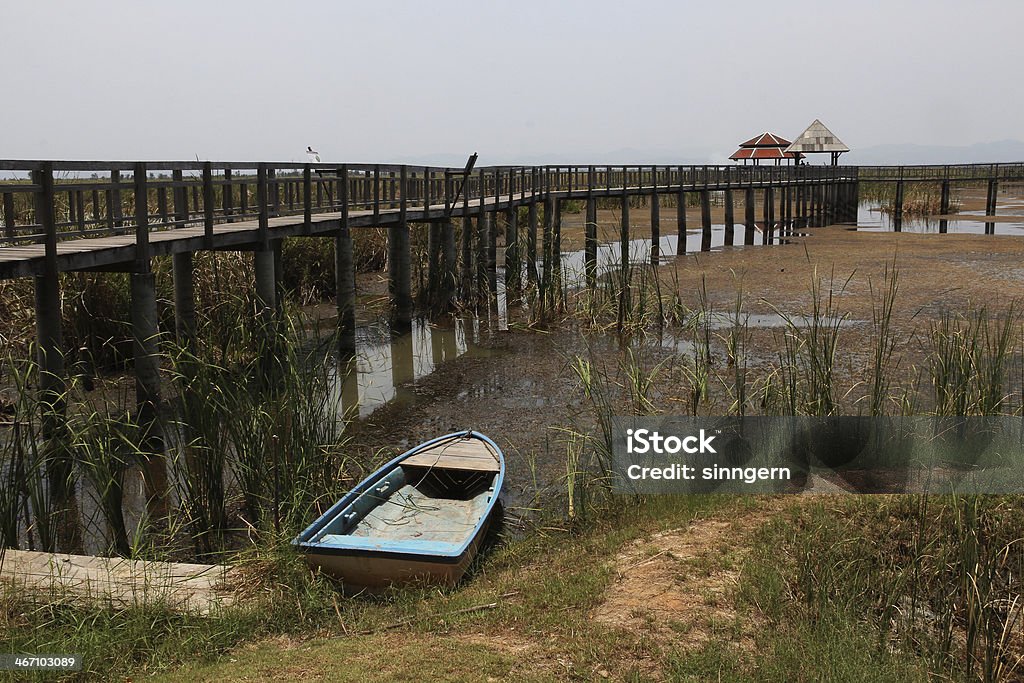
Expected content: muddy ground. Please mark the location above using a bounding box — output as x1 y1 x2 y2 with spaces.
343 202 1024 514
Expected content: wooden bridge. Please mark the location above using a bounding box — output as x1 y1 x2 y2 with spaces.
1 158 1022 454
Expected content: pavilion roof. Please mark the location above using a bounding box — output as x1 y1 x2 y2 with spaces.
784 119 850 153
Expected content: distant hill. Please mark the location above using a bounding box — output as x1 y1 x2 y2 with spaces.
844 140 1024 166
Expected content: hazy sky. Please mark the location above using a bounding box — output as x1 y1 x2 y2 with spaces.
4 0 1023 165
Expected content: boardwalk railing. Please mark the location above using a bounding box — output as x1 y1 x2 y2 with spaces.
0 161 859 248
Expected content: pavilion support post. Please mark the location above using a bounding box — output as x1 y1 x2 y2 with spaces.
723 189 735 246
700 190 712 248
744 187 755 243
764 187 775 244
676 188 688 255
585 197 598 286
172 252 196 343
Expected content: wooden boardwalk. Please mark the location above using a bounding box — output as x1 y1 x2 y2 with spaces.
0 549 237 614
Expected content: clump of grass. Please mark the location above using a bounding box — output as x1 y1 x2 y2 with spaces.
745 495 1024 682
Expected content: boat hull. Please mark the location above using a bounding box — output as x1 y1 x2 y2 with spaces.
293 430 504 589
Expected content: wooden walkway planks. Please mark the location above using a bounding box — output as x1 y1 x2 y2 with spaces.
0 179 831 280
0 549 238 615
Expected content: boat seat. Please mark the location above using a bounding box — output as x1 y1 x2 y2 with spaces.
402 438 501 472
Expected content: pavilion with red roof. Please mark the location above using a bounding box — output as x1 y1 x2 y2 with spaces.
729 132 803 165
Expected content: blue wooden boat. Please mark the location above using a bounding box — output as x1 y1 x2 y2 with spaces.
293 430 504 588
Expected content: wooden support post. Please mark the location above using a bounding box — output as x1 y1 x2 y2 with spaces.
172 252 196 343
553 199 562 299
985 178 999 235
940 179 951 215
744 187 755 244
440 220 457 308
894 178 904 232
336 165 356 357
723 189 734 246
676 187 688 255
488 209 498 295
222 168 233 223
541 196 553 306
618 192 630 331
585 197 598 286
477 210 492 298
389 168 413 332
3 192 15 239
111 169 124 230
527 200 539 285
505 207 520 295
650 190 660 265
31 163 69 518
764 187 775 244
696 190 709 252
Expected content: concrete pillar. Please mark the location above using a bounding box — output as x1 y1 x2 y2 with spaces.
172 252 196 343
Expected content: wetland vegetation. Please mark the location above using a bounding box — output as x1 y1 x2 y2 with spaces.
2 200 1024 681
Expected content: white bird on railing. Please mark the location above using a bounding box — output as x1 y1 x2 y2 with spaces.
306 146 321 163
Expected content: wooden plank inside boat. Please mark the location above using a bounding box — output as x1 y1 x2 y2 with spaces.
402 437 501 472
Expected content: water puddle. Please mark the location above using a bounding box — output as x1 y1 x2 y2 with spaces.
854 201 1024 234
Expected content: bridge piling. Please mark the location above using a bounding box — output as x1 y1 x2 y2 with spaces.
388 167 413 332
650 192 660 265
527 200 539 286
985 178 999 234
505 207 520 295
700 190 712 249
744 187 755 244
764 187 775 244
585 196 597 286
676 187 688 255
723 189 735 246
